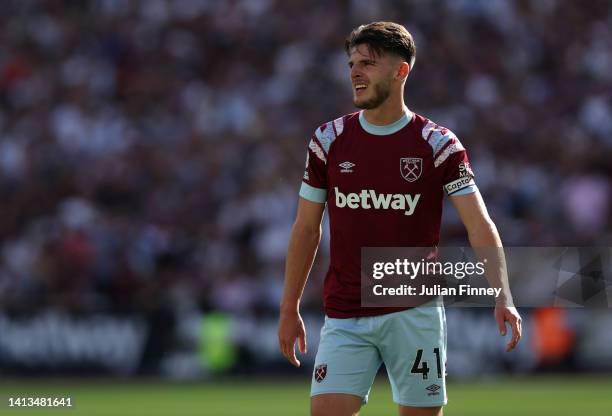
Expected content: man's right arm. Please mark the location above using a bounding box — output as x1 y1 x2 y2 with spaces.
278 197 325 367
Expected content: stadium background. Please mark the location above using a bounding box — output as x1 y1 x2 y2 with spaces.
0 0 611 414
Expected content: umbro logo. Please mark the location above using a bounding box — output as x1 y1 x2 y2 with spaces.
339 161 355 173
426 384 441 396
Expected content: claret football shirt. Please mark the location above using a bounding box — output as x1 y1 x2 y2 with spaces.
300 109 477 318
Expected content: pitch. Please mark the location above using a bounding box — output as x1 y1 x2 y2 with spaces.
1 376 610 415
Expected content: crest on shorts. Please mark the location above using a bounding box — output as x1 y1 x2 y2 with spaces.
400 157 422 182
314 364 327 383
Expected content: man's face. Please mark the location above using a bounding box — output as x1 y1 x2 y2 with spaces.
348 44 397 109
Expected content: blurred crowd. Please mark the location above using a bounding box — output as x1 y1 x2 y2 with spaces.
0 0 610 315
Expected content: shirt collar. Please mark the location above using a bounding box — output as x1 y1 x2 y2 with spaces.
358 108 413 135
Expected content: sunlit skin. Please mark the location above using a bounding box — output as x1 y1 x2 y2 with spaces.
348 44 410 126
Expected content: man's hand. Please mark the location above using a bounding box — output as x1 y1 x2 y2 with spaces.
278 310 308 367
494 305 522 352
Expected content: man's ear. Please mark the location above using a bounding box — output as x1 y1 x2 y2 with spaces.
396 61 410 80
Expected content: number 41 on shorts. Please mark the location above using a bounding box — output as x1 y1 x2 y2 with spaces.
410 348 443 380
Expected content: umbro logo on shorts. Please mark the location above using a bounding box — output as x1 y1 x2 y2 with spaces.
314 364 327 382
426 384 441 396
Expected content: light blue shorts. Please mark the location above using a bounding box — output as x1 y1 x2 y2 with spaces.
311 300 447 407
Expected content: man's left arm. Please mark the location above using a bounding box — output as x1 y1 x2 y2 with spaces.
450 191 522 352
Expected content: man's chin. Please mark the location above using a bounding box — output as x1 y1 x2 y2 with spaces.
353 98 376 110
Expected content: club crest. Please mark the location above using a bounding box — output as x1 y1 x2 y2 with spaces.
400 157 423 182
314 364 327 382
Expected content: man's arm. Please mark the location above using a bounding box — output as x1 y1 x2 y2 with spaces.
450 191 522 352
278 197 326 367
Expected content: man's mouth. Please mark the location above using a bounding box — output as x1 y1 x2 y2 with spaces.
354 83 368 93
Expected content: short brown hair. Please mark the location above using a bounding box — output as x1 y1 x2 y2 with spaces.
345 22 416 69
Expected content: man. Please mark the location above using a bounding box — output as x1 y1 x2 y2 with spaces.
278 22 521 416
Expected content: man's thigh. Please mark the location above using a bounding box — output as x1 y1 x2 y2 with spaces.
377 303 447 408
310 316 382 405
311 393 362 416
399 404 443 416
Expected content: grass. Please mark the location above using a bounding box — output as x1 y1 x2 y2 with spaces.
0 376 611 415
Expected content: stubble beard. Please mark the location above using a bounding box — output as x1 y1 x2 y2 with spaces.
354 80 391 109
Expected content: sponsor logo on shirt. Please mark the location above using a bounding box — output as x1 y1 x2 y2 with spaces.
458 161 473 177
334 187 420 216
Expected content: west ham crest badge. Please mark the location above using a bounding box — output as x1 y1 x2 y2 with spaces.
400 157 422 182
314 364 327 383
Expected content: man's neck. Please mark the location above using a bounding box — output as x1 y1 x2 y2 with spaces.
362 95 407 125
